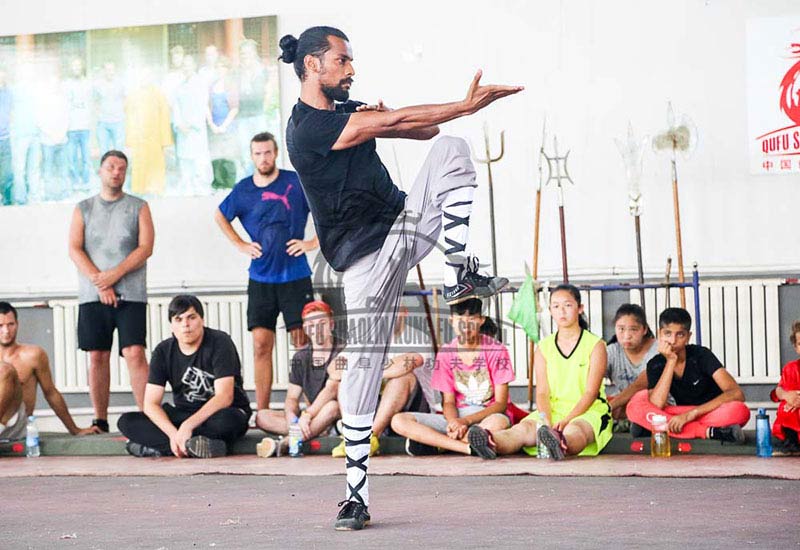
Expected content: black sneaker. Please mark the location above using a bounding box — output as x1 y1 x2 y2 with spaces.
404 438 439 457
126 441 165 458
537 425 567 460
467 425 497 459
185 435 228 458
781 428 800 453
92 418 110 433
708 425 745 445
443 257 509 305
334 500 371 531
630 423 651 438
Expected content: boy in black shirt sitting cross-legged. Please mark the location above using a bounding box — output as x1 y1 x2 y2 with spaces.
118 295 251 458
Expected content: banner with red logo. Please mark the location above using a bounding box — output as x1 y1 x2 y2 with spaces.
747 17 800 174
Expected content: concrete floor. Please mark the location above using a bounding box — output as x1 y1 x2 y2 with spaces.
3 475 799 549
2 454 800 479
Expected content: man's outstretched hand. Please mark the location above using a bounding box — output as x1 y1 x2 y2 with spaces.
463 70 524 114
356 100 391 112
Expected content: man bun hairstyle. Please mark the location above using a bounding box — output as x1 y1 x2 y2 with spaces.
279 26 349 81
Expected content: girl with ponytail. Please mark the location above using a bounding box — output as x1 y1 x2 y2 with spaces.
467 284 613 460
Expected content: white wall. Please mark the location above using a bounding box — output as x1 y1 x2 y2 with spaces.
1 0 799 298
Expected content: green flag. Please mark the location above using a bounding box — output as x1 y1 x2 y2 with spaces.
508 274 540 343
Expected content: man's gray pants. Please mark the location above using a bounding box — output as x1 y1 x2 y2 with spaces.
338 135 477 417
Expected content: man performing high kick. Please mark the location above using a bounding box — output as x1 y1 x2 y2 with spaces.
281 26 522 530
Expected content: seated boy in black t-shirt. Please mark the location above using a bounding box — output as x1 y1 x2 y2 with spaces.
625 307 750 442
118 295 251 458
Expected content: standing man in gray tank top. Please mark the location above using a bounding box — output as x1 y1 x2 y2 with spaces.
67 150 154 432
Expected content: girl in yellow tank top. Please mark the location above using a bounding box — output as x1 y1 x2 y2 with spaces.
467 284 612 460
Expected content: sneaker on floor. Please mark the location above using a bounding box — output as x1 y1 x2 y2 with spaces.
369 435 380 456
467 425 497 460
708 425 746 445
125 441 164 458
334 500 371 531
331 437 346 458
186 435 228 458
256 437 278 458
443 257 509 305
404 438 439 457
333 435 380 458
92 418 110 433
537 425 567 460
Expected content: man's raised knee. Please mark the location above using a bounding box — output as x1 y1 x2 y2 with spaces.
432 135 469 157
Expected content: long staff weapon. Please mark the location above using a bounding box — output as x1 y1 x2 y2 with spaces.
653 103 697 308
473 123 505 338
528 119 546 408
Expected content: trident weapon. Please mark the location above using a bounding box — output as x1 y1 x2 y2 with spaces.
391 146 439 355
615 122 648 306
653 102 697 309
542 135 574 283
473 123 505 339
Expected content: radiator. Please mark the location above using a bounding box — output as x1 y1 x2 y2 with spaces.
43 279 781 393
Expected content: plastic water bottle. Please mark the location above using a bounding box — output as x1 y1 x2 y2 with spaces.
288 418 303 458
537 412 551 459
26 416 40 458
650 414 671 457
756 408 773 457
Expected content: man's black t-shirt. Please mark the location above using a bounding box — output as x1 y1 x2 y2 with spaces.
148 327 251 413
646 345 724 406
288 341 342 403
285 99 406 271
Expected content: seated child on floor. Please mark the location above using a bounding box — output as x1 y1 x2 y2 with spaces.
390 298 514 456
770 320 800 453
467 284 613 460
605 303 659 429
626 307 750 443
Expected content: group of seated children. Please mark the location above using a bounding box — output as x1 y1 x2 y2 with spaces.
10 288 800 461
395 284 755 460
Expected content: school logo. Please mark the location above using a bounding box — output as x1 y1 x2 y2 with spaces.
779 44 800 125
748 20 800 174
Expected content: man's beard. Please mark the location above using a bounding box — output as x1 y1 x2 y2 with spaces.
257 164 277 177
321 80 351 102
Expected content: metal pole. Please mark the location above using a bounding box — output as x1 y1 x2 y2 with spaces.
484 129 499 279
692 265 702 346
558 201 569 283
634 214 645 305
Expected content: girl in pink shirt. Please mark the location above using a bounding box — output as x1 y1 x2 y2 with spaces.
391 298 514 456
